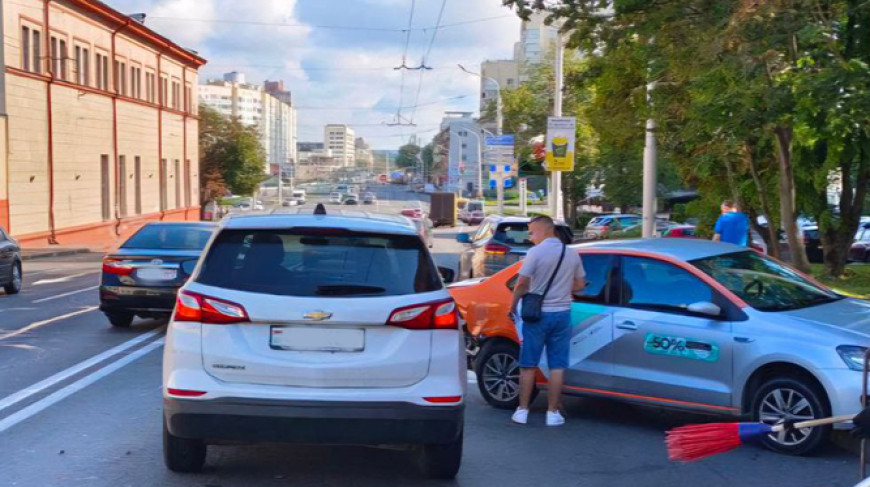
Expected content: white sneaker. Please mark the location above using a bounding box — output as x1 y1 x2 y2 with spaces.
511 408 529 425
546 410 565 426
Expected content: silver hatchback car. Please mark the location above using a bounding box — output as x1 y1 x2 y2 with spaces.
458 238 869 456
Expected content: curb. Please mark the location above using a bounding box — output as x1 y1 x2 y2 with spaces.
21 248 91 261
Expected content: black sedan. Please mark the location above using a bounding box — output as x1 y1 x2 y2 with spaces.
0 225 22 295
100 222 215 327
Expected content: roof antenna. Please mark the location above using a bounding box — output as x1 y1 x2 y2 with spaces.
314 203 327 215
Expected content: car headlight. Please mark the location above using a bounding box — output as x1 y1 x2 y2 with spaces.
837 345 868 371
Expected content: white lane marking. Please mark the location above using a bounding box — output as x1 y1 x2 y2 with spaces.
32 271 99 286
0 306 99 341
0 338 165 434
0 328 164 415
31 285 100 304
467 371 477 384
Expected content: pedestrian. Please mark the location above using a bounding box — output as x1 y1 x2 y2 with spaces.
712 200 749 246
509 215 586 426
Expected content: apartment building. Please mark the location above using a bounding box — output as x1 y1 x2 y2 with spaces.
0 0 206 246
324 124 355 167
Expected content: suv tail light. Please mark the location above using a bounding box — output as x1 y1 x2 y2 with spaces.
387 299 458 330
484 243 510 255
102 258 134 276
174 290 250 324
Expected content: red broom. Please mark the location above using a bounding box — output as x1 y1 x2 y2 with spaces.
665 415 854 462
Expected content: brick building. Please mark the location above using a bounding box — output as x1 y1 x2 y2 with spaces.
0 0 206 247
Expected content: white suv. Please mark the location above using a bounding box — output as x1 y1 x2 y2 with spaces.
162 208 465 478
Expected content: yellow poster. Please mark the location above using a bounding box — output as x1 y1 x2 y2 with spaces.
544 117 576 172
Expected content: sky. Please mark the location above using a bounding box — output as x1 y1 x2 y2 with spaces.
106 0 523 149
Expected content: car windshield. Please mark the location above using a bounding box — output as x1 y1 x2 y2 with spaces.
467 202 483 212
197 229 442 297
121 225 213 250
691 251 841 311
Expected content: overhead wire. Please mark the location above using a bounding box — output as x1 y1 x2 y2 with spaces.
408 0 447 125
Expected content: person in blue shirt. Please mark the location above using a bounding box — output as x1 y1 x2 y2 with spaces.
713 200 749 246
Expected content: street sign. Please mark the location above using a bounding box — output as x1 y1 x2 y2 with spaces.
545 117 576 172
484 134 516 179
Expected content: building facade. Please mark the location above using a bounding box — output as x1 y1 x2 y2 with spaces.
354 137 373 170
324 124 355 167
0 0 205 247
440 112 482 196
199 72 297 175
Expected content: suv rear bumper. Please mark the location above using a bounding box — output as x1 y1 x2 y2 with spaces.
164 397 464 445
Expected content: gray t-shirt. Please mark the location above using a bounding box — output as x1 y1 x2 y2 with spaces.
519 237 585 312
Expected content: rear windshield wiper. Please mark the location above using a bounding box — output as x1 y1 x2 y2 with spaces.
315 284 386 296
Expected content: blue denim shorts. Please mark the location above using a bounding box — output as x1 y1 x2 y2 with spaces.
519 310 571 370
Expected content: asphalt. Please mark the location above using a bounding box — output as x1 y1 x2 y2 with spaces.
0 185 862 487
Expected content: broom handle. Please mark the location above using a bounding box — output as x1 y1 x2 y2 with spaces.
771 414 855 432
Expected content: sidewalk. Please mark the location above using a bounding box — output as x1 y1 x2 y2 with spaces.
20 247 92 261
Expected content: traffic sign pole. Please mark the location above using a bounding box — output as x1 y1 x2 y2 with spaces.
551 32 564 222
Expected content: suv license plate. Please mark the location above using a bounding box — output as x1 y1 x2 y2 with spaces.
270 326 364 352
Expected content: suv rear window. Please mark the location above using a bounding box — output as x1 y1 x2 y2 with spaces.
197 229 442 297
122 224 213 250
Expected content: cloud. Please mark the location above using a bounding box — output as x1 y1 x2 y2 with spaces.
105 0 522 148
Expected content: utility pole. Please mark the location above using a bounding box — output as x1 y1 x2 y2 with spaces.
550 32 565 222
641 81 657 238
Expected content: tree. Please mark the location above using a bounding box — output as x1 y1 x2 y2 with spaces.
395 143 422 168
199 106 268 205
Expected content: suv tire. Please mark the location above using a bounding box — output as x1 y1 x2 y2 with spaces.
418 429 462 479
475 340 537 409
163 420 206 473
750 376 829 456
106 312 134 328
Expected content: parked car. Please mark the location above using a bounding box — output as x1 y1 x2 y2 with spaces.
362 192 377 205
584 214 642 239
412 217 435 248
455 216 573 280
291 189 306 205
99 222 216 327
451 238 866 456
608 220 677 239
851 223 870 262
458 201 485 225
663 225 697 238
801 226 823 263
329 192 343 204
750 228 769 255
162 210 464 478
0 225 22 295
344 194 360 205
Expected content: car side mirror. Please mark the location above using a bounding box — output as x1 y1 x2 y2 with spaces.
687 301 722 318
438 266 456 284
456 233 471 244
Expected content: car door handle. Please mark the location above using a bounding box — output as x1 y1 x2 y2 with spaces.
616 321 638 331
734 336 755 343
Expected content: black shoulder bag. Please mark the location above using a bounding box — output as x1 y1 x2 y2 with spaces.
520 244 566 323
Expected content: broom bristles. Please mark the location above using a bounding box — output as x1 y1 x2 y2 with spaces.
666 422 743 462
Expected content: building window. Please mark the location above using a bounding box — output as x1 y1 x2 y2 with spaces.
145 71 155 103
118 155 127 217
75 45 89 85
113 60 127 95
171 81 180 110
134 156 142 215
159 159 167 211
160 76 168 106
50 36 67 80
174 159 181 208
130 65 141 99
21 25 42 74
185 84 193 113
101 155 110 221
95 52 109 90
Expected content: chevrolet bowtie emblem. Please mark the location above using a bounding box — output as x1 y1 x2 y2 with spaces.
303 311 333 321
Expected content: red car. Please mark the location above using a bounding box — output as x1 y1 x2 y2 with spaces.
663 225 697 238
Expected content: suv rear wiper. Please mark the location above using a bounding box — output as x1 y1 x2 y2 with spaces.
315 284 386 296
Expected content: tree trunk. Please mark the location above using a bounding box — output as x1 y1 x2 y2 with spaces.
823 137 870 277
774 126 811 272
742 140 780 258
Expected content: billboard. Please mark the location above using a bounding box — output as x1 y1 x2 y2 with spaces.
544 117 576 172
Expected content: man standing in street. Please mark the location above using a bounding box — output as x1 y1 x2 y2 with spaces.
509 215 585 426
713 200 750 246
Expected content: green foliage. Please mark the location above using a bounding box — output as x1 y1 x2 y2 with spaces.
199 106 268 201
394 143 422 169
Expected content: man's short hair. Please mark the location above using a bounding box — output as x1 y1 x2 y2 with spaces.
530 215 555 229
722 200 735 208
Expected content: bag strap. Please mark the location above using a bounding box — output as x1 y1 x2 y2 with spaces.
541 244 566 300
